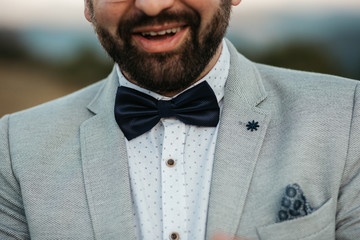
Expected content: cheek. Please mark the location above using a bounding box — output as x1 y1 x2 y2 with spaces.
182 0 220 24
93 2 129 32
182 0 219 12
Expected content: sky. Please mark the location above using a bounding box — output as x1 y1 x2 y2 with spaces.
1 0 360 29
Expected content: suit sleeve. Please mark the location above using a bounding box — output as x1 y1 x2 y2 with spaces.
336 83 360 239
0 115 30 239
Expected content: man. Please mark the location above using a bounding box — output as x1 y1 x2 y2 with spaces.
0 0 359 239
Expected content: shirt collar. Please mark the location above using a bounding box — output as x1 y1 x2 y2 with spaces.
116 39 230 103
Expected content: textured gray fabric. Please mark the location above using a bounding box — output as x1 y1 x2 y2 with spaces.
1 40 359 239
206 41 360 240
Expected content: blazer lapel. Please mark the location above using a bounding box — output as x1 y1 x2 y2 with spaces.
80 68 137 240
206 41 272 239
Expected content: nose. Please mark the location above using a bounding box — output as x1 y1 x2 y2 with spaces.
134 0 175 16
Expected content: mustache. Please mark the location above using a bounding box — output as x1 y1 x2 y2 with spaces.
117 10 201 38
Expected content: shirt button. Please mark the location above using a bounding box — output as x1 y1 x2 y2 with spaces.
169 232 180 240
166 159 176 167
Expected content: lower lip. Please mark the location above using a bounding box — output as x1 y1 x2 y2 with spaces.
132 27 189 53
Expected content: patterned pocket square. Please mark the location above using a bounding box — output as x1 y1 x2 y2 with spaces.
278 183 313 222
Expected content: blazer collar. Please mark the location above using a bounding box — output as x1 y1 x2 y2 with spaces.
205 40 271 239
224 39 267 107
86 66 119 115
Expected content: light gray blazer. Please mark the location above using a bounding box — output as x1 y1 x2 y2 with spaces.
1 41 359 240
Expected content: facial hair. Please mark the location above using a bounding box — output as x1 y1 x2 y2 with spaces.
92 0 232 94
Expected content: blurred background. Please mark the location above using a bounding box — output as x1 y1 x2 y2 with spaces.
1 0 360 116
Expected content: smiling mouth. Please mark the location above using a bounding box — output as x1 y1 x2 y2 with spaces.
135 26 186 40
131 24 189 53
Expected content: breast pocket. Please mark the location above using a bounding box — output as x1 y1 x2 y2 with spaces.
256 198 335 240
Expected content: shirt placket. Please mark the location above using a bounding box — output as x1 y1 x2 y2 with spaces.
161 118 187 240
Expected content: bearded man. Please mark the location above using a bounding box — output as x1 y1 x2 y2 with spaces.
0 0 360 239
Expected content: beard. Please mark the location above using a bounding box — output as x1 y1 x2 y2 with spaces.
92 0 232 94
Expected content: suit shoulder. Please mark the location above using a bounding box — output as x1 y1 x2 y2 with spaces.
251 63 360 121
255 63 359 98
13 80 104 117
8 80 106 133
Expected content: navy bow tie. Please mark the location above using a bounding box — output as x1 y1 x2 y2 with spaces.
114 81 220 140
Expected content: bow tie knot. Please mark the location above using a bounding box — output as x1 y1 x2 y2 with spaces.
158 100 175 118
114 81 220 140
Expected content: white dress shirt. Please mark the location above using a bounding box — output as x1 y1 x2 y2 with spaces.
116 40 230 240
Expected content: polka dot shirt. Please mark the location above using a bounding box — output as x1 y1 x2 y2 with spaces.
116 40 230 240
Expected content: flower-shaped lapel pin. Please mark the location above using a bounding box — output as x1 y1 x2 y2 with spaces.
246 120 260 132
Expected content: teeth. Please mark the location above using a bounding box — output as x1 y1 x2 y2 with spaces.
141 27 182 37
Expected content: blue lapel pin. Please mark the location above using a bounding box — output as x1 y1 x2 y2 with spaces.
246 120 259 132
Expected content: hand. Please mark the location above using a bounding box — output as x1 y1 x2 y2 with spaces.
211 232 251 240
